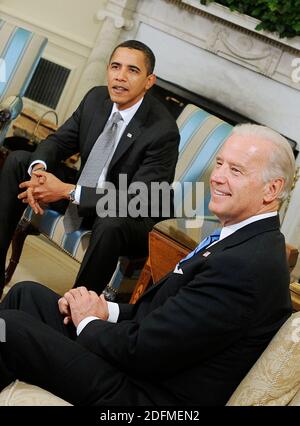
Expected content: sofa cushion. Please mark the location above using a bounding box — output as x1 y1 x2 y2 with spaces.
0 380 71 406
288 387 300 405
24 206 91 263
227 311 300 406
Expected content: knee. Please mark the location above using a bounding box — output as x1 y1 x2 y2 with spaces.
3 150 31 175
6 281 39 297
0 309 26 334
3 281 46 308
92 217 128 237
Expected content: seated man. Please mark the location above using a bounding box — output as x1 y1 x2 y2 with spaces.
0 123 295 405
0 40 180 295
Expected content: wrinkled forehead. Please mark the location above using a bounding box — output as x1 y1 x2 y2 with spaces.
220 133 273 164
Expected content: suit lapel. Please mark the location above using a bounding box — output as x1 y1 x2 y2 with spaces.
107 95 151 171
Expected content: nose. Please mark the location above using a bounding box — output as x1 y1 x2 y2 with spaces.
210 165 227 184
116 67 127 81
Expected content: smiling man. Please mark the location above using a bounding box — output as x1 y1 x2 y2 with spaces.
0 40 180 297
0 123 295 406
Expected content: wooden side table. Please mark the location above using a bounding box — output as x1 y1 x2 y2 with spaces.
129 219 202 304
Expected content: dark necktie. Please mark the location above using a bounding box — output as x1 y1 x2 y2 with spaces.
63 111 123 233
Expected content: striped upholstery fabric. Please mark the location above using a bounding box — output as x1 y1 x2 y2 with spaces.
175 104 232 216
21 104 233 288
174 104 232 239
0 19 47 102
24 207 91 263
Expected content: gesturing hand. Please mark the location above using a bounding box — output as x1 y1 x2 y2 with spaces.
63 287 109 328
18 171 74 213
17 172 46 214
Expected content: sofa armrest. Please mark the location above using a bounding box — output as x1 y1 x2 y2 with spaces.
0 380 71 406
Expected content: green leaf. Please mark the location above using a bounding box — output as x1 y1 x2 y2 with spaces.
197 0 300 38
292 22 300 31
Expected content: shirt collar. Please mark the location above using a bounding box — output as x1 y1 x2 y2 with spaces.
219 211 278 241
110 98 144 126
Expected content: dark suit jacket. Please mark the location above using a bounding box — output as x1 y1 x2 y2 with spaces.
77 216 292 405
31 86 180 221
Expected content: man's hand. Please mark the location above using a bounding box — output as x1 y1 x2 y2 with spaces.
63 287 109 328
18 171 74 214
58 296 72 325
17 166 46 214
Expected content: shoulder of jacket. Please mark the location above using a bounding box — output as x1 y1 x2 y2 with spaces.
84 86 109 99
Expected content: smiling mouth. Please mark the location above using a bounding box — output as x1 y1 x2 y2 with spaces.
213 189 232 197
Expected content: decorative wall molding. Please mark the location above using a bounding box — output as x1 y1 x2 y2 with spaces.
96 10 134 30
207 25 283 77
167 0 300 52
159 0 300 92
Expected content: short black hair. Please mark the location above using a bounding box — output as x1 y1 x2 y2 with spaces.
109 40 156 75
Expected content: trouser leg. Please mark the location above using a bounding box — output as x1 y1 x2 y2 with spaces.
0 309 132 405
0 281 76 338
75 217 153 293
0 151 32 287
0 281 140 405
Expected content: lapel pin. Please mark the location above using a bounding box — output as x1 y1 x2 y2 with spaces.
203 251 211 257
127 133 132 138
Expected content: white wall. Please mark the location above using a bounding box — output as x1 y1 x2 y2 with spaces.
0 0 108 122
0 0 106 47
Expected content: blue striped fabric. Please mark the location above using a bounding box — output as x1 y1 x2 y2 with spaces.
175 106 232 218
0 28 32 98
0 20 47 102
62 229 91 258
178 122 232 186
178 109 210 153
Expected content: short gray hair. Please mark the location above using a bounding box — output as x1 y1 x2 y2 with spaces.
232 123 295 200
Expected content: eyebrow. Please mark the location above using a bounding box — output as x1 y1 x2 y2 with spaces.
110 61 141 72
215 156 246 171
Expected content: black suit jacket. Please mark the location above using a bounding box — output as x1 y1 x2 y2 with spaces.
31 86 180 221
77 216 292 405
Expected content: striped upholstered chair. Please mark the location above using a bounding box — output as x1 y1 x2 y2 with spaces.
0 19 47 145
3 104 233 298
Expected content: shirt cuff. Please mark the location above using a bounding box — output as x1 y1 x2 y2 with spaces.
74 184 81 204
76 302 119 335
76 316 99 336
28 160 47 176
107 301 120 323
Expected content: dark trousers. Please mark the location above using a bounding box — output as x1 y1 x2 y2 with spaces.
0 282 153 405
0 150 152 292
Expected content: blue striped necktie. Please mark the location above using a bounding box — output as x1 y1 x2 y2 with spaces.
180 228 221 264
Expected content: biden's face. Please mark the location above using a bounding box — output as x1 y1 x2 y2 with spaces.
209 133 274 226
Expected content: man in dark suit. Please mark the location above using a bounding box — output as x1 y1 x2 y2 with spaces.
0 123 295 405
0 40 180 295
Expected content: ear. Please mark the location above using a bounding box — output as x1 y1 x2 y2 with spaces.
145 74 156 91
263 178 285 203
